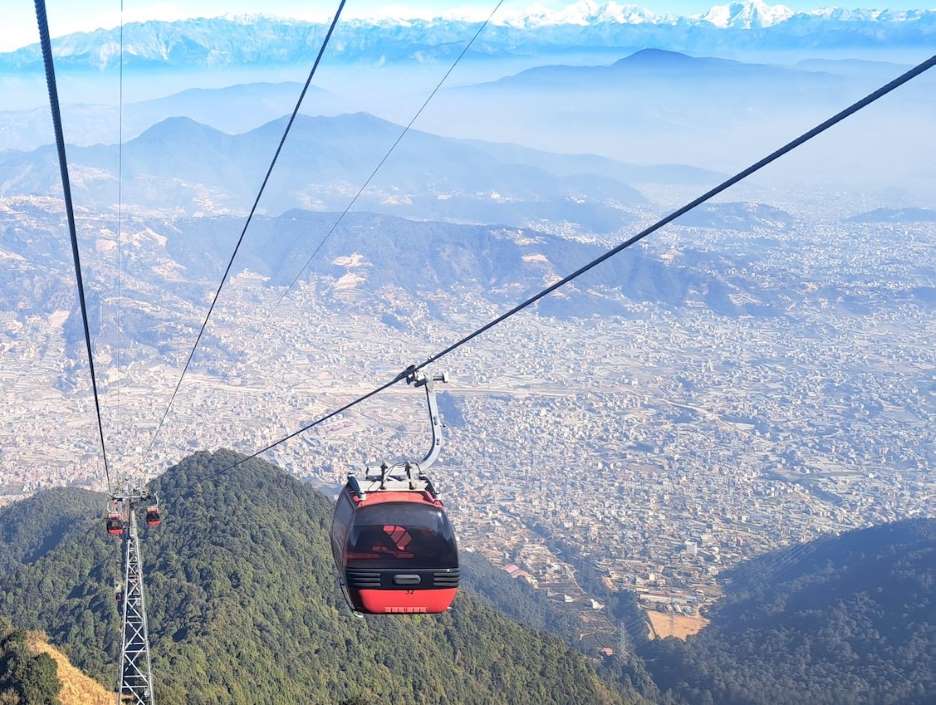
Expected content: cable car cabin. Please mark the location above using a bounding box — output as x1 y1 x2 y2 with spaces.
145 505 161 528
331 478 459 615
106 513 123 537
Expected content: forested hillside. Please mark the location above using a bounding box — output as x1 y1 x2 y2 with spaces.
1 452 932 705
0 450 637 705
640 519 936 705
459 550 660 701
0 619 61 705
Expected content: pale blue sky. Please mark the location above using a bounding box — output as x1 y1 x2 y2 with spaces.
4 0 931 52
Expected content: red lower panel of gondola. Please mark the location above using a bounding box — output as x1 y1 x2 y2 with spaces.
350 588 457 614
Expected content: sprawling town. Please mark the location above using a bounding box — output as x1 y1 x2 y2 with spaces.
1 183 933 652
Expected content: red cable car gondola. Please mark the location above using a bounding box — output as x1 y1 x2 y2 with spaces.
106 512 123 536
330 370 458 615
145 497 161 528
106 500 124 537
332 476 459 614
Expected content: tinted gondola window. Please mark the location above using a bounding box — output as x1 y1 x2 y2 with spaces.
332 493 354 563
347 502 457 569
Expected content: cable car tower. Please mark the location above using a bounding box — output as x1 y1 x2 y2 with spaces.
111 488 158 705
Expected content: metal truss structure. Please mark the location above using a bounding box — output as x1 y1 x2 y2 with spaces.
116 495 156 705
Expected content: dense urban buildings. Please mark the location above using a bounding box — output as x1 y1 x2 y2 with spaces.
2 185 932 649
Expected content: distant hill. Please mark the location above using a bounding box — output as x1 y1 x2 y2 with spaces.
796 58 913 80
675 202 794 231
847 207 936 224
480 49 828 90
0 111 646 234
0 200 806 380
0 450 640 705
0 81 347 151
133 82 339 135
640 519 936 705
164 209 707 311
438 47 934 172
460 138 719 186
0 82 341 152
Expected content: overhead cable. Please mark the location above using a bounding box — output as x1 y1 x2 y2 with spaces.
218 54 935 473
34 0 113 491
144 0 347 456
116 0 125 488
274 0 507 305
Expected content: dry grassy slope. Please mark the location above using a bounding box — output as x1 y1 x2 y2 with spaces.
26 633 112 705
645 610 709 640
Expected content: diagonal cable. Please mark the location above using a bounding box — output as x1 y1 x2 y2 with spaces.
34 0 112 491
218 53 935 473
145 0 347 456
274 0 507 305
115 0 125 489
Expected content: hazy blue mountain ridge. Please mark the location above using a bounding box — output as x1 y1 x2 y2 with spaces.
2 5 935 72
487 48 831 87
433 47 935 175
0 82 347 152
0 111 648 233
847 207 936 223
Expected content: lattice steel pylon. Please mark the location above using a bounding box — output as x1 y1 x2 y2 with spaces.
117 501 156 705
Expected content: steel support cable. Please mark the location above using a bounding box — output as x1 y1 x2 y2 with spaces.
34 0 113 491
116 0 125 489
144 0 347 457
275 0 507 306
218 55 934 474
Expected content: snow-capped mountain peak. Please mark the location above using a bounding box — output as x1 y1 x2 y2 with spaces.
1 1 932 72
702 0 794 29
495 1 666 28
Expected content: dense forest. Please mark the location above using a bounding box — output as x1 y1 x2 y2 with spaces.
639 519 935 705
0 619 61 705
1 451 933 705
0 450 638 705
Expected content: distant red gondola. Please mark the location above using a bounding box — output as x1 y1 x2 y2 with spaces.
106 508 123 537
145 504 161 528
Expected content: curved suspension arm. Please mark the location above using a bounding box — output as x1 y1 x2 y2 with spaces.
415 371 447 473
